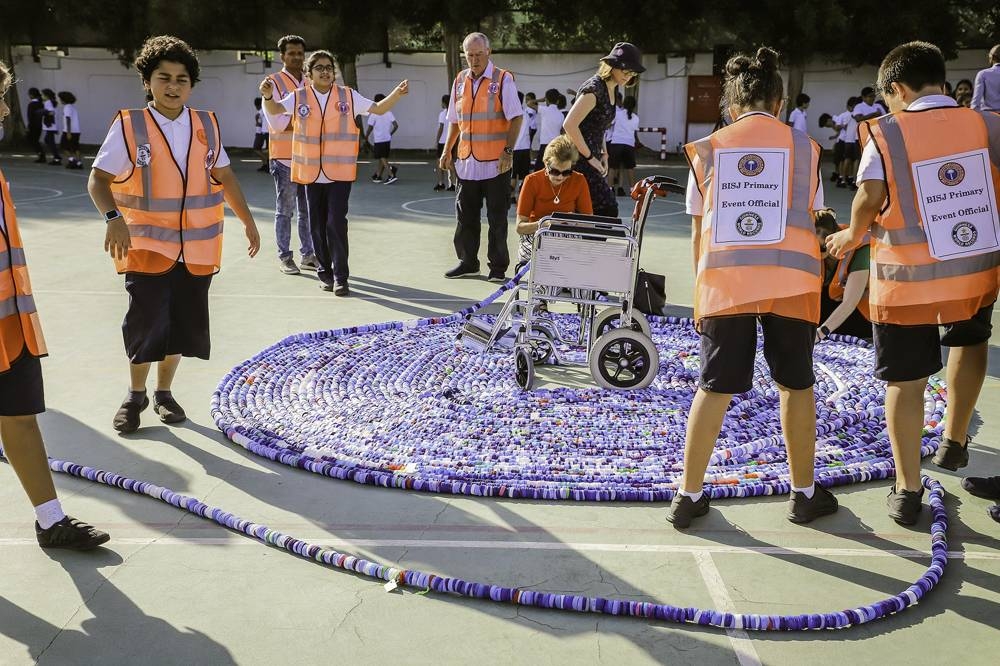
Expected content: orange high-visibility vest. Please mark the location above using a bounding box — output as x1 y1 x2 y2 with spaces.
0 169 48 373
455 65 512 161
290 86 360 184
267 70 310 161
860 108 1000 325
685 114 823 323
110 108 225 276
828 227 872 321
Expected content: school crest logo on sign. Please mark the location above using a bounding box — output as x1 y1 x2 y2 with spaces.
737 154 765 177
135 144 151 168
196 129 208 146
938 162 965 186
736 211 764 237
337 101 350 114
296 103 310 118
488 82 500 94
951 221 977 247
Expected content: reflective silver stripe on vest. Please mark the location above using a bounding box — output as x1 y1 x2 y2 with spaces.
460 131 508 142
291 155 357 166
875 251 1000 282
700 248 821 274
0 294 38 318
869 223 927 246
293 133 358 144
465 111 506 120
114 191 225 212
127 109 153 196
0 247 27 267
876 115 923 234
129 221 223 243
788 129 814 229
272 73 290 98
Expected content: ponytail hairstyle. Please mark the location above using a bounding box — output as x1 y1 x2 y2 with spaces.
623 95 637 119
722 46 784 112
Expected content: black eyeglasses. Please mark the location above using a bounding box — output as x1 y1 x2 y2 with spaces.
546 167 573 177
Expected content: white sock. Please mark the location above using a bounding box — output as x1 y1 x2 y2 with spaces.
34 499 66 530
679 489 704 503
791 483 815 499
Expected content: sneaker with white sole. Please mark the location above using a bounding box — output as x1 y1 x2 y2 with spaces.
279 257 300 275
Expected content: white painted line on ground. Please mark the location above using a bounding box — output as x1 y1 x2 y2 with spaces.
401 196 455 218
693 551 762 666
1 537 996 561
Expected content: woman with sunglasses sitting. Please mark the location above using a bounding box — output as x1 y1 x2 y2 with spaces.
563 42 645 217
514 135 593 271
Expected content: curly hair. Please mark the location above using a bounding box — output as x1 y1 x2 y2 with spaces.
543 135 579 165
134 35 200 85
723 46 783 111
0 60 11 95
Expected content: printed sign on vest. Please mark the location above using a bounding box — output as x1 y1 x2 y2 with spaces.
910 149 1000 260
711 148 790 246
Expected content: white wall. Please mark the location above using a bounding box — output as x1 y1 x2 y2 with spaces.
10 45 993 153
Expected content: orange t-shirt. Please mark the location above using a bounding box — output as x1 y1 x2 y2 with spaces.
516 169 593 221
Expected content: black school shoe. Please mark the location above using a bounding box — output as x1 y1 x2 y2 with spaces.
444 263 480 279
36 516 110 551
788 485 839 523
487 271 507 284
932 436 970 471
665 493 710 528
961 476 1000 500
153 392 187 424
887 486 924 526
334 281 350 297
113 394 149 433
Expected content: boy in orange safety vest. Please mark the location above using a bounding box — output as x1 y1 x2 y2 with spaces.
668 47 838 529
260 50 407 296
827 41 1000 525
0 60 109 550
88 36 260 434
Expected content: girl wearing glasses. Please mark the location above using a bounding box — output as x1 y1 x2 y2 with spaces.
563 42 645 218
514 135 593 270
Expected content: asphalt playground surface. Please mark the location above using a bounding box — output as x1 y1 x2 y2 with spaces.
0 150 998 665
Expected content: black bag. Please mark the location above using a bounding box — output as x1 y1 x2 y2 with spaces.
633 269 666 316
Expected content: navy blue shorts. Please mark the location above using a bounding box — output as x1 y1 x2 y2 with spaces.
0 354 45 416
123 263 213 364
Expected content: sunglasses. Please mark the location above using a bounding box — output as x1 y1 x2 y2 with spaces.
546 167 573 177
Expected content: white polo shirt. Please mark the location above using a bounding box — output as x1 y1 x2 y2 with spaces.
852 101 886 121
275 87 375 184
445 60 523 181
685 111 825 214
437 109 448 145
63 104 80 134
835 110 859 143
610 107 640 146
856 95 956 184
42 100 58 132
367 111 396 143
788 107 808 133
93 104 231 179
537 103 563 145
513 109 531 151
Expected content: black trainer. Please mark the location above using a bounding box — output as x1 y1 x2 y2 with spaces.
887 486 924 526
666 493 710 528
989 505 1000 524
36 516 110 551
153 392 187 424
788 484 839 523
113 394 149 433
444 263 480 279
961 476 1000 500
487 271 507 284
334 281 350 297
932 436 970 471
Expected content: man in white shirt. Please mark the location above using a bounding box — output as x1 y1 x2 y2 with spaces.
786 93 809 133
439 32 523 282
852 86 886 123
971 44 1000 112
364 95 398 184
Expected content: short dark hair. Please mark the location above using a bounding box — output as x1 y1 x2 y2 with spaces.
818 112 832 127
876 41 945 97
253 96 262 108
305 50 335 73
373 93 386 102
42 88 57 106
796 93 810 106
814 208 839 236
861 86 875 97
278 35 306 54
28 87 40 98
57 91 76 104
723 47 783 110
544 88 559 104
134 35 200 86
847 96 859 108
525 91 536 100
441 93 449 104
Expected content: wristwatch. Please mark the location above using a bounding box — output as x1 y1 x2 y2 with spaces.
104 209 122 223
503 146 513 155
818 324 831 340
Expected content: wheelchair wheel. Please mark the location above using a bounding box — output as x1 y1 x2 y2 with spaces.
589 329 659 390
590 307 651 349
515 347 535 390
529 325 555 364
